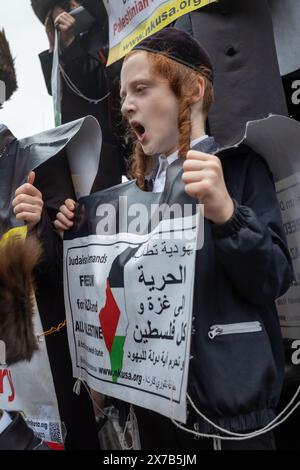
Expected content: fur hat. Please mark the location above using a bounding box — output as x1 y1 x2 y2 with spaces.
0 236 42 365
0 30 17 106
31 0 72 24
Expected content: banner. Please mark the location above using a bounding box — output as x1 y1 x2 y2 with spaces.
0 116 101 237
0 116 102 444
239 115 300 340
51 30 62 127
64 162 203 423
0 307 63 445
103 0 217 65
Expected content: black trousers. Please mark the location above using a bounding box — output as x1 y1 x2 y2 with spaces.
134 406 276 450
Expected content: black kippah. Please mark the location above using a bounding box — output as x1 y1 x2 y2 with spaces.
133 28 213 82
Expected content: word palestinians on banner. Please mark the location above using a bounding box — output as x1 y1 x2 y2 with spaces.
103 0 217 65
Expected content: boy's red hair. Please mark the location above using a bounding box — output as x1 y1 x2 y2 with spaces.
125 51 214 189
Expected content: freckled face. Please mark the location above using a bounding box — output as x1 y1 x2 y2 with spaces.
120 52 179 157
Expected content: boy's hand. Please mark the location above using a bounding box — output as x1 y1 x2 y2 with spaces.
54 198 76 238
12 171 43 230
183 150 234 224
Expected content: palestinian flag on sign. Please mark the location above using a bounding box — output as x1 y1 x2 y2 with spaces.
99 246 138 382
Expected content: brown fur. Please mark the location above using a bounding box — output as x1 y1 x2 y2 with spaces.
0 30 17 104
0 236 42 365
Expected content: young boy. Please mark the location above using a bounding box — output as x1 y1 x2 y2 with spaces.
54 28 293 449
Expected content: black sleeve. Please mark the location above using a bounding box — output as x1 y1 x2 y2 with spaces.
39 33 107 99
34 209 63 285
38 39 95 97
60 39 86 64
39 50 54 95
211 154 293 305
62 43 108 101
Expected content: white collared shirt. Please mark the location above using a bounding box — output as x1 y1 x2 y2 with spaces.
152 135 208 193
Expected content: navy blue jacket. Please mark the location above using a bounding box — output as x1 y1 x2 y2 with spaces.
188 140 293 432
66 136 293 434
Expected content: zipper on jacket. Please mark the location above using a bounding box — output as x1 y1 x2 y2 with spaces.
208 321 262 339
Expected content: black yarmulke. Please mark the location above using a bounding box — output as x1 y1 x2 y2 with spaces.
133 28 213 82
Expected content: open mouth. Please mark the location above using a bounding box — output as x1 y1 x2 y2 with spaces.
130 121 146 141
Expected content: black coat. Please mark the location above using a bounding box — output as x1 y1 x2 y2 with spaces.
133 136 293 434
189 140 292 432
175 0 288 146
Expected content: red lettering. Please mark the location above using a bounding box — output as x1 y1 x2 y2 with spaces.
0 368 15 402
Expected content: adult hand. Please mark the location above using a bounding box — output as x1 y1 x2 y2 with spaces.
54 198 76 238
182 150 234 224
12 171 44 231
54 11 76 48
